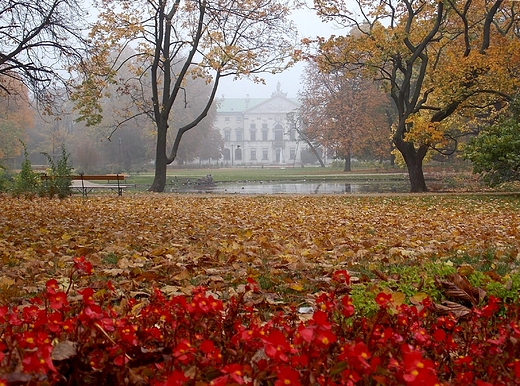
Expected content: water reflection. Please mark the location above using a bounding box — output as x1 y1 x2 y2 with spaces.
175 181 409 194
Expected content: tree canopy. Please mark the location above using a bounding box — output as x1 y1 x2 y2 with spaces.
299 61 392 170
464 96 520 186
0 0 91 109
73 0 299 192
309 0 520 191
0 79 34 159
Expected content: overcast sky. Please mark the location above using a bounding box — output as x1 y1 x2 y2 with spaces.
218 7 345 99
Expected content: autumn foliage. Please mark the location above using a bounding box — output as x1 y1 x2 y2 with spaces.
309 0 520 192
1 195 520 384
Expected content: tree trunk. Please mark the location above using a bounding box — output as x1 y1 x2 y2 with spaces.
343 152 351 172
149 120 169 192
406 157 428 192
397 142 428 192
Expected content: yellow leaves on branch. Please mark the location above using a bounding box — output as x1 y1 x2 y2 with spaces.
405 114 444 145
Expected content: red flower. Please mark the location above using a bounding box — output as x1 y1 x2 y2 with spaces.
263 330 292 362
315 329 337 348
188 291 223 314
275 366 301 386
117 323 138 346
339 341 371 372
22 352 46 373
352 341 371 366
22 306 46 327
432 329 446 342
402 346 439 386
22 345 56 374
173 339 195 365
200 339 222 363
81 305 104 321
19 331 38 349
332 270 351 285
479 296 501 318
375 292 392 308
159 370 189 386
341 369 361 385
49 291 69 310
47 312 63 333
88 349 105 371
62 317 76 333
7 309 22 326
45 279 60 294
315 293 335 313
311 310 332 328
413 328 431 345
297 326 314 343
78 288 96 305
221 363 248 384
73 256 93 275
512 360 520 378
341 295 355 317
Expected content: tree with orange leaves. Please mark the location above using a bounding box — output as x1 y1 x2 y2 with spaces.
299 61 393 171
0 80 34 160
310 0 520 191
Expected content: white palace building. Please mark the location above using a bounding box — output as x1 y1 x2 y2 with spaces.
214 83 316 166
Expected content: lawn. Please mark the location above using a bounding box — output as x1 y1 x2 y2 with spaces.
125 166 412 191
1 194 519 384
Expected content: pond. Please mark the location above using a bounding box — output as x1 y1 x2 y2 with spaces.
171 180 411 194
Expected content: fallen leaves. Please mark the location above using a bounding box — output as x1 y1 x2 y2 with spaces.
0 194 519 308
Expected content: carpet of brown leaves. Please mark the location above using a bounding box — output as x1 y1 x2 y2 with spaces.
1 194 519 305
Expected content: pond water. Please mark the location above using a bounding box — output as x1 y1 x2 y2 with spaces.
172 180 410 194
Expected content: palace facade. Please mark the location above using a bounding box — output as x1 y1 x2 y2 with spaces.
213 83 314 166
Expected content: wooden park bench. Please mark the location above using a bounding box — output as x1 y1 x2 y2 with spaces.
40 174 129 197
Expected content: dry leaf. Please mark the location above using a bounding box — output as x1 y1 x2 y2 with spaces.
52 340 77 361
435 274 486 307
409 292 429 305
433 300 472 318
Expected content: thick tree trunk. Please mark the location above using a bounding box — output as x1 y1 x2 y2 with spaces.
343 152 351 172
397 142 428 192
406 156 428 192
149 120 169 192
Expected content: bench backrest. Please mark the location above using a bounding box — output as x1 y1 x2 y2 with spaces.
41 174 126 181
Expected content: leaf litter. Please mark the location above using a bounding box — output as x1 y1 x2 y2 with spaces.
0 194 519 314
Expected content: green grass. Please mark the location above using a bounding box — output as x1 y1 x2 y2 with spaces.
125 166 410 188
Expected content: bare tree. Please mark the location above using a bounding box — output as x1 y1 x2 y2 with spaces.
74 0 298 192
0 0 91 108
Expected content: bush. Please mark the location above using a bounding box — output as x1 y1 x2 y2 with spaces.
464 97 520 186
41 145 74 198
0 164 14 193
12 144 41 198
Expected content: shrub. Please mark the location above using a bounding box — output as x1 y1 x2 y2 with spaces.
12 144 41 198
41 145 74 198
0 164 14 193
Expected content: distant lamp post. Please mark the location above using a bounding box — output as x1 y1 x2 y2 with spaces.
231 144 240 166
118 137 122 172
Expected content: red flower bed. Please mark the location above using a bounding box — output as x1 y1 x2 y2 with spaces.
1 260 519 385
